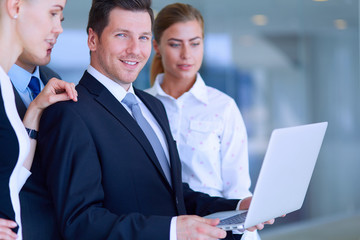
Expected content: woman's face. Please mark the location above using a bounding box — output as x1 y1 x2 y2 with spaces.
154 20 204 83
17 0 66 66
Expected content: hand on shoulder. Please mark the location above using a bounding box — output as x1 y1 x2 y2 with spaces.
32 77 78 110
24 78 78 130
0 218 17 240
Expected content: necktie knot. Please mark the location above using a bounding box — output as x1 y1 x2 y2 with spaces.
28 76 41 99
122 93 138 110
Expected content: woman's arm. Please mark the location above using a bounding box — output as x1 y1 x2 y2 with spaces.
22 78 77 170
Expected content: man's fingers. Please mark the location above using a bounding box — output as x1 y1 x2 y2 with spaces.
202 217 220 226
177 215 227 240
197 220 226 239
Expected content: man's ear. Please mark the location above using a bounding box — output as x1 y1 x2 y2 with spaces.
6 0 21 19
88 28 98 52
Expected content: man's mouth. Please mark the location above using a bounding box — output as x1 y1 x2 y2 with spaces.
121 60 138 66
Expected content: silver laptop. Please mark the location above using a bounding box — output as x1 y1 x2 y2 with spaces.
205 122 328 232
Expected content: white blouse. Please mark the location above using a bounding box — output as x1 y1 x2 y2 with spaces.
0 66 31 240
146 73 252 199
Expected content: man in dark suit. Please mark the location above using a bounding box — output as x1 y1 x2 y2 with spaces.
7 20 64 240
35 0 272 239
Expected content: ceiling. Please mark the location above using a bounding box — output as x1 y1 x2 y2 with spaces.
62 0 359 34
53 0 359 74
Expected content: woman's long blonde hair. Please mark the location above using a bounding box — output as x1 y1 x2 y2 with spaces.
150 3 204 86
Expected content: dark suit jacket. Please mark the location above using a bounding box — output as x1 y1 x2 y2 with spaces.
14 66 61 119
35 71 239 240
14 66 63 240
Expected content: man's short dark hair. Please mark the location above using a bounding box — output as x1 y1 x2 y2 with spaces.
87 0 154 38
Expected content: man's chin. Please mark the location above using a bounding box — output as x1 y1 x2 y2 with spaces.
36 57 51 67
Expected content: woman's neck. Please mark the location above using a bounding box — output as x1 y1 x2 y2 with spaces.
0 21 22 73
160 74 197 99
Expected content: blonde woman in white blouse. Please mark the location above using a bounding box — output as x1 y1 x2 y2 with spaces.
0 0 77 239
147 3 260 240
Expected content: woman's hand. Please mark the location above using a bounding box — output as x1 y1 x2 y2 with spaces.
31 77 78 110
24 78 78 131
0 219 17 240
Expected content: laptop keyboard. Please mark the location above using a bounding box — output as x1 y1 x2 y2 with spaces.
219 212 248 225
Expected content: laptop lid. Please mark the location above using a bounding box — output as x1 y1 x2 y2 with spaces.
205 122 328 231
244 122 327 228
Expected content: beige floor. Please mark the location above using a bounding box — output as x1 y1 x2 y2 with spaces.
259 213 360 240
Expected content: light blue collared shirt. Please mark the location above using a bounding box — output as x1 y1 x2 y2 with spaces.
8 64 44 108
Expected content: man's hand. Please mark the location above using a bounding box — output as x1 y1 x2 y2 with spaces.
177 215 227 240
239 196 276 231
0 219 17 240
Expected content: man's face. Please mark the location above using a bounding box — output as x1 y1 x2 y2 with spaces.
88 7 152 90
17 0 65 73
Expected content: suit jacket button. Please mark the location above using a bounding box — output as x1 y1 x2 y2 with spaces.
176 197 179 204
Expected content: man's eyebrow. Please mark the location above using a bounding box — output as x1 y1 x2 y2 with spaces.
142 31 153 36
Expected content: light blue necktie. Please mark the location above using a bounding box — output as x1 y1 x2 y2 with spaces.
122 93 172 186
28 76 41 99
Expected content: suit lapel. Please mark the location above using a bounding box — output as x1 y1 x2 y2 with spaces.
137 90 186 214
79 72 172 190
135 89 182 192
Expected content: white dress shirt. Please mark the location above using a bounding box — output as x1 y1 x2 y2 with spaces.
147 73 252 199
87 66 177 240
8 65 44 108
0 66 31 240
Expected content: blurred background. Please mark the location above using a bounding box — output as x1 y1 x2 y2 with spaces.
50 0 360 239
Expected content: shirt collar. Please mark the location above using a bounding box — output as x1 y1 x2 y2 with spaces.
8 64 41 92
152 72 209 104
87 65 135 103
